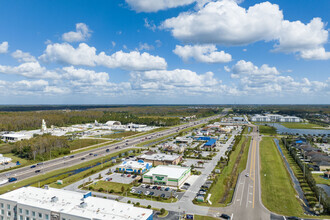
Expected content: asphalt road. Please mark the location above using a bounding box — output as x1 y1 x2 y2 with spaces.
0 114 222 186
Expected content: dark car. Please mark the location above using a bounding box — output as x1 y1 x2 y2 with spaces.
137 190 142 194
220 214 230 219
152 186 157 190
149 192 154 196
106 149 110 152
146 185 150 189
160 194 165 198
287 217 300 220
184 182 191 186
35 170 41 173
8 177 17 182
165 187 170 191
30 165 36 168
157 186 161 190
94 154 97 156
70 155 75 158
81 157 85 160
89 153 93 156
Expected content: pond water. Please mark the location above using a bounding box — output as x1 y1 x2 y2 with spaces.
257 123 330 136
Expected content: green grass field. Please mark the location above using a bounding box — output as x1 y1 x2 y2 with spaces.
89 180 131 193
260 137 304 216
101 131 140 139
205 135 251 206
312 174 330 185
259 125 277 135
68 138 108 150
194 215 218 220
280 122 328 130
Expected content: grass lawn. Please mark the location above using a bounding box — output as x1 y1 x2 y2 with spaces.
259 125 277 135
157 210 169 218
205 135 250 206
68 139 108 150
280 122 328 130
194 215 218 220
102 131 140 139
260 137 304 216
90 180 131 193
312 174 330 186
0 143 15 154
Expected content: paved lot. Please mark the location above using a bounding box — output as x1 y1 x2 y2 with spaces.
105 173 136 184
131 184 184 199
0 162 17 171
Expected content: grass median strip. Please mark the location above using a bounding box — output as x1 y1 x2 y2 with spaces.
0 148 139 194
260 137 304 216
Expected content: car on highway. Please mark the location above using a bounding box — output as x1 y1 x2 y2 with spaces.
115 146 119 149
89 153 93 156
81 157 85 160
30 165 36 168
106 149 110 152
35 170 41 173
245 173 249 177
63 156 68 159
287 217 300 220
8 177 17 182
70 155 74 158
93 154 97 156
220 213 230 219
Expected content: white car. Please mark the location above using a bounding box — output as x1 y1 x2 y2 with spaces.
130 189 136 193
245 173 249 177
144 191 150 196
140 184 146 188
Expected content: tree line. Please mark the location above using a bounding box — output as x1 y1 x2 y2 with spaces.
12 134 70 161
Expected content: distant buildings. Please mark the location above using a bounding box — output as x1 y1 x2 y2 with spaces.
142 165 191 187
0 186 153 220
251 114 301 123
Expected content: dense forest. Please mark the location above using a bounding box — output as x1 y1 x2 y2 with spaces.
12 134 70 160
0 106 222 131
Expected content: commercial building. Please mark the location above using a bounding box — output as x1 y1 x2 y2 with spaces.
0 133 32 142
251 114 301 122
203 139 216 148
143 165 191 187
137 153 182 166
0 186 153 220
117 160 152 174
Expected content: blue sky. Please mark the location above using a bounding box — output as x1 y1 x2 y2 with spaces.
0 0 329 104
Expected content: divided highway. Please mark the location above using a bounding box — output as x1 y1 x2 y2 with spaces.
0 114 222 186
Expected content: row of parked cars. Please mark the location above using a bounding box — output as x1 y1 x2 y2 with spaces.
141 184 172 191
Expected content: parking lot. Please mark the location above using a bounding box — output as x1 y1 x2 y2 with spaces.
104 173 137 184
131 184 184 199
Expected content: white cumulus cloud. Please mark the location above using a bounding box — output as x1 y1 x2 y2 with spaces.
173 44 232 63
11 50 37 62
162 0 330 60
62 23 91 42
0 42 9 53
39 43 167 71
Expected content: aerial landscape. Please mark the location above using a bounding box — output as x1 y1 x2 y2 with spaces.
0 0 329 220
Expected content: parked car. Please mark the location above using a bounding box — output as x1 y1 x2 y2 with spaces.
184 182 191 186
165 187 170 191
141 184 146 188
149 192 154 196
220 214 230 219
160 194 165 198
137 190 142 194
152 186 157 190
157 186 161 190
144 191 150 196
130 189 136 193
146 185 150 189
8 177 17 182
245 173 249 177
30 165 36 168
287 217 300 220
127 174 131 177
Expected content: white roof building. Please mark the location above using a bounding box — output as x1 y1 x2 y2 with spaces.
0 187 153 220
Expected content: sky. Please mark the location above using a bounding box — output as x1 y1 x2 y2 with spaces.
0 0 329 104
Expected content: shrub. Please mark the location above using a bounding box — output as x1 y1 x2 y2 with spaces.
160 208 165 215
